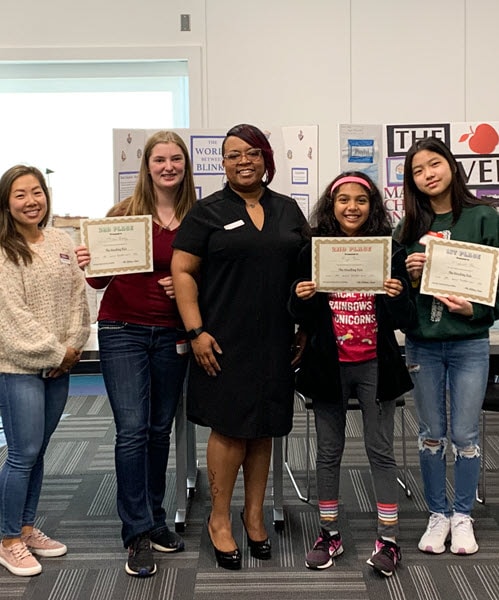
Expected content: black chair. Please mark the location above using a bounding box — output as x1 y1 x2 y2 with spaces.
284 391 412 503
476 354 499 504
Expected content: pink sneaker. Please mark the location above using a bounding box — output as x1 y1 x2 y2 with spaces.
21 528 67 558
0 540 42 576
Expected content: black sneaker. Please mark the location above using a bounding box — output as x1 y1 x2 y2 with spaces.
150 525 185 553
305 530 344 570
125 534 157 577
366 538 401 577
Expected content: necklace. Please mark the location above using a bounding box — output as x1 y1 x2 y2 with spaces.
246 200 262 209
157 212 176 230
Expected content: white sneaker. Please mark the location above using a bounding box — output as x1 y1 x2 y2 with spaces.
450 513 479 555
418 513 450 553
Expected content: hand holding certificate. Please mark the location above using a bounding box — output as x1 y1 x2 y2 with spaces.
421 238 499 307
312 236 392 293
80 215 153 277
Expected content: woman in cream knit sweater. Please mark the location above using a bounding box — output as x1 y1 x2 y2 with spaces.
0 165 90 577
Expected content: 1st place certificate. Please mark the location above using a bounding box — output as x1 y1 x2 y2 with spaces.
420 238 499 307
312 237 392 293
80 215 154 277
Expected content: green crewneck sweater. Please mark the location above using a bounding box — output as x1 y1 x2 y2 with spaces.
395 205 499 341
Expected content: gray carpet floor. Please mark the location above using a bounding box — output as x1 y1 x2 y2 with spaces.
1 388 499 599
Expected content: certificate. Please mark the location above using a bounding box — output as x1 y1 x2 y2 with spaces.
312 236 392 293
421 238 499 307
80 215 153 277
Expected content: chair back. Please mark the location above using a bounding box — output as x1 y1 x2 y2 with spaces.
483 354 499 411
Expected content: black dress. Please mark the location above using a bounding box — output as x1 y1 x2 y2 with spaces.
173 184 308 438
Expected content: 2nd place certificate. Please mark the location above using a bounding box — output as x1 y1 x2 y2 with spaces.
80 215 154 277
312 237 392 293
421 238 499 307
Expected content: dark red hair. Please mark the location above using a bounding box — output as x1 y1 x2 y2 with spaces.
222 123 276 185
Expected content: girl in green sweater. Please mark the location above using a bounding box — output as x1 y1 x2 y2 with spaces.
396 136 499 557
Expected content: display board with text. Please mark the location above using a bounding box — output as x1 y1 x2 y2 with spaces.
113 126 318 219
339 122 499 226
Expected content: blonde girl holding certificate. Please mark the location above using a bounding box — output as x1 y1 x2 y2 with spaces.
75 131 196 577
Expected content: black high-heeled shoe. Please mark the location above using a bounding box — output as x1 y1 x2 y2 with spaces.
240 512 272 560
207 518 241 570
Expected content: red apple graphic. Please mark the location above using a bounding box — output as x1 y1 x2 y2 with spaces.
459 123 499 154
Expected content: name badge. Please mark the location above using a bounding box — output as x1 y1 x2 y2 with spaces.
59 253 71 264
176 340 189 355
224 220 245 230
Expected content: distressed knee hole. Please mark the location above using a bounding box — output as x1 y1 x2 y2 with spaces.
407 363 420 374
418 437 446 455
452 444 480 460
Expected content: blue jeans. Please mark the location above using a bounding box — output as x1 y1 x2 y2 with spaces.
0 373 69 538
405 337 489 515
98 321 188 547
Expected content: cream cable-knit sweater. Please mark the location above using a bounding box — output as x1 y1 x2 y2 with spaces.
0 227 90 374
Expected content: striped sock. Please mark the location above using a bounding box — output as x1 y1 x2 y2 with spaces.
319 499 339 529
377 502 398 529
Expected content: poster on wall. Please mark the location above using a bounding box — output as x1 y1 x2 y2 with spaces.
339 121 499 226
113 126 318 219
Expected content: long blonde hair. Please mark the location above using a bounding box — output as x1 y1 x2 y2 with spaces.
122 131 196 222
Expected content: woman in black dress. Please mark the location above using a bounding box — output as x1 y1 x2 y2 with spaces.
172 124 307 569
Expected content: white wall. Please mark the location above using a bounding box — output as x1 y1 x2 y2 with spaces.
204 1 350 196
350 0 466 123
1 0 498 198
0 0 205 47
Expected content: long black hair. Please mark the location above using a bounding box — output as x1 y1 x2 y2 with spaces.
397 136 485 245
0 165 51 265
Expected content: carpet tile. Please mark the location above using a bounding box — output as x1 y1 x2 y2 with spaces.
0 385 499 599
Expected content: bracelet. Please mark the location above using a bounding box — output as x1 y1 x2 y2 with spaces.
186 327 204 340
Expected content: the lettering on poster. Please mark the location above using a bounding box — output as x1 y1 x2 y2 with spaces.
457 155 499 186
382 188 405 225
340 121 499 226
386 124 450 155
119 171 139 202
291 193 310 216
292 167 309 185
191 135 225 175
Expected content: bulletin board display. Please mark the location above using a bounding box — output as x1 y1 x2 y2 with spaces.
113 125 318 219
339 122 499 225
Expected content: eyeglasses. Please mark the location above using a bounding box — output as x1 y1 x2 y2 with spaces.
223 148 263 162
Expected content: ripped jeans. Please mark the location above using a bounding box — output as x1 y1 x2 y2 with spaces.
405 336 489 515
